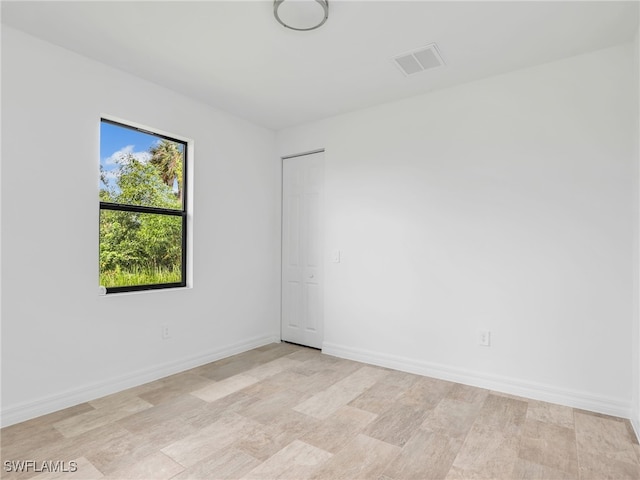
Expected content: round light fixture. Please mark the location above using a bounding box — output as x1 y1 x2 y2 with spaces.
274 0 329 31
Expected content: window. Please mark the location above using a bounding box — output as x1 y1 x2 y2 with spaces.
99 119 187 293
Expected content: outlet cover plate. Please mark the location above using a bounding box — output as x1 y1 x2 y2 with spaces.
478 330 491 347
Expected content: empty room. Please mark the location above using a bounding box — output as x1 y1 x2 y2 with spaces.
1 1 640 479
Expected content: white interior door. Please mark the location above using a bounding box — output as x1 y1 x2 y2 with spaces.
281 151 324 349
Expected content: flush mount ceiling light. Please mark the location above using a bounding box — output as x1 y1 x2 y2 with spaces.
274 0 329 31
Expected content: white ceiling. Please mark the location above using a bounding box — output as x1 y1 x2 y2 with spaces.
2 1 638 130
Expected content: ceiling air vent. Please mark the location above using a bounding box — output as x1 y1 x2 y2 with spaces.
392 43 445 77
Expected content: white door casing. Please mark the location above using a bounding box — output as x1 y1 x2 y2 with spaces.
281 151 324 349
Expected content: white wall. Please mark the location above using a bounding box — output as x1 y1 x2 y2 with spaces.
1 27 281 426
278 43 638 417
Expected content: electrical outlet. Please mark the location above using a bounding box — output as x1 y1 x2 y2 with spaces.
478 330 491 347
162 325 171 340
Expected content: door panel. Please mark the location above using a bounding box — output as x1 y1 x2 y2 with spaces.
305 282 320 332
306 192 320 266
284 280 301 328
281 152 324 349
287 194 301 266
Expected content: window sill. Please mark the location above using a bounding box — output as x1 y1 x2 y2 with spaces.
98 285 192 297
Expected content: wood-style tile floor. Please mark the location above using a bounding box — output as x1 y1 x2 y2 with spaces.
2 343 639 480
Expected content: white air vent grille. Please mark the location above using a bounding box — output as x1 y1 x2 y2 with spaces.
392 43 445 77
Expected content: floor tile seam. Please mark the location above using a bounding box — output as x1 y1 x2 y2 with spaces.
379 435 461 480
240 437 334 477
575 440 640 474
159 446 195 471
417 421 475 441
574 408 627 422
523 409 583 476
574 427 640 465
294 438 335 461
574 409 638 442
365 434 404 478
364 409 430 438
109 449 185 479
51 422 87 439
430 429 471 477
242 358 305 375
524 417 580 436
90 456 110 478
302 371 349 391
115 395 204 420
87 394 155 413
446 408 524 474
571 406 585 478
4 406 100 432
576 447 640 477
213 372 263 384
324 380 372 397
294 379 362 402
344 401 384 418
159 415 232 450
462 403 525 438
117 423 199 456
376 417 431 450
189 378 263 403
232 440 280 465
52 401 155 434
51 408 113 432
515 426 580 476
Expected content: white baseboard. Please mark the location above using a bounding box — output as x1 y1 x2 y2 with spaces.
1 334 279 428
632 415 640 443
322 342 632 420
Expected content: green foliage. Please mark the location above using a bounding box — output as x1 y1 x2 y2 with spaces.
99 265 182 288
99 151 184 288
117 155 181 209
150 140 184 202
